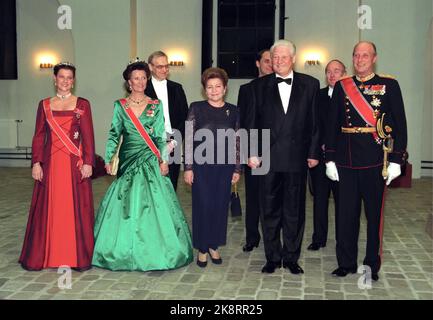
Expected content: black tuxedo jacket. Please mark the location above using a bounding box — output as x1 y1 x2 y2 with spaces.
145 79 189 140
245 72 321 172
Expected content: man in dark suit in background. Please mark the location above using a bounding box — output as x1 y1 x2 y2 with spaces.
238 49 273 253
145 51 189 191
307 59 346 251
246 40 320 274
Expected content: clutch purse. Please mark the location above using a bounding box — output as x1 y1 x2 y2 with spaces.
109 135 123 176
230 183 242 217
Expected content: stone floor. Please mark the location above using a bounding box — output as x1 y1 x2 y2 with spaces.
0 167 432 300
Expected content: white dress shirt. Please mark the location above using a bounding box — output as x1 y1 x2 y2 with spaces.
276 71 294 114
328 86 334 98
151 77 173 134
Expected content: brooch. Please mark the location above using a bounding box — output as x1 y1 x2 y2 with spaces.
73 131 79 140
226 109 230 117
73 108 84 119
146 110 155 117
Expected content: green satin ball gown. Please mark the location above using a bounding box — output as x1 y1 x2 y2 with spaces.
92 99 193 271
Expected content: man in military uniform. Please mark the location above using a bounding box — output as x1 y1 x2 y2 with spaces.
325 41 408 281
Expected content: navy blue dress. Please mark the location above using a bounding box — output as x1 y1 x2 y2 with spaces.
185 101 241 252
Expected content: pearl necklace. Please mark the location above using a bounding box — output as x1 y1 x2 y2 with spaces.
56 92 72 100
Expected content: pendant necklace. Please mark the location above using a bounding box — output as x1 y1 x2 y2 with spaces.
56 92 72 100
128 96 147 105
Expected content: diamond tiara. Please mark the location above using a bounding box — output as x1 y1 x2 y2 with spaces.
55 61 75 68
128 57 146 66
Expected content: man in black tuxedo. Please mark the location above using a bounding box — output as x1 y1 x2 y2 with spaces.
238 49 273 253
246 40 320 274
145 51 189 191
307 59 346 251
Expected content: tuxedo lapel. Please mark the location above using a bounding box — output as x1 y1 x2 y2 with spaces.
287 72 303 113
266 76 286 139
268 76 285 115
167 80 175 120
145 80 158 100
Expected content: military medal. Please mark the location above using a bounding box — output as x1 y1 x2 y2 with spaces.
371 97 382 108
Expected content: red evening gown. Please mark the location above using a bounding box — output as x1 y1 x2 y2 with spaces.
43 113 77 268
19 98 95 271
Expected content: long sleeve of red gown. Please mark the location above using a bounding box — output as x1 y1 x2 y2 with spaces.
31 101 47 166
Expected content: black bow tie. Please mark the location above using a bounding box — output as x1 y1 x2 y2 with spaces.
276 77 292 85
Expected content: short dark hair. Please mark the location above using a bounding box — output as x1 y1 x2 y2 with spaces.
122 62 151 92
256 49 270 62
201 67 229 88
53 63 76 78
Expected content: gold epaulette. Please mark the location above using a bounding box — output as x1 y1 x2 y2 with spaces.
378 74 395 79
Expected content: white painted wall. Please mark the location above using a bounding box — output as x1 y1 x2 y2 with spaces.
58 0 131 156
362 0 432 178
285 0 359 86
136 0 204 105
0 0 75 147
421 17 433 177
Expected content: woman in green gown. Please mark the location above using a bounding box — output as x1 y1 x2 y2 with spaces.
92 60 193 271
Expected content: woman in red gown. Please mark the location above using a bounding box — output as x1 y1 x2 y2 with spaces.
19 62 96 271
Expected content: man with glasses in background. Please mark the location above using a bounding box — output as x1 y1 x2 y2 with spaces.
146 51 189 191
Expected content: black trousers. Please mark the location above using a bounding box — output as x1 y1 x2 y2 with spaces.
309 161 339 245
336 166 386 273
244 165 261 245
168 163 180 191
259 171 307 264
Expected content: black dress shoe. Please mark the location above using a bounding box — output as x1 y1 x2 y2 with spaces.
196 252 208 268
307 242 326 251
372 273 379 281
242 243 259 252
331 267 357 277
208 250 222 264
261 261 281 274
283 262 304 274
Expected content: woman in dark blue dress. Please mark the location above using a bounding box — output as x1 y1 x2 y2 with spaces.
184 67 241 267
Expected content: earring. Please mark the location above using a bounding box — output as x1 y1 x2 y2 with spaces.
129 86 132 91
72 84 74 89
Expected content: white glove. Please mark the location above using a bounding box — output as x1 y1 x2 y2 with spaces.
386 162 401 186
325 161 339 181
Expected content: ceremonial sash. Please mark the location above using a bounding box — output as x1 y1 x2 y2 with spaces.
119 99 162 162
42 98 83 168
340 78 379 141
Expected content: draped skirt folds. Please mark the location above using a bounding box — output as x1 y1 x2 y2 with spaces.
92 151 193 271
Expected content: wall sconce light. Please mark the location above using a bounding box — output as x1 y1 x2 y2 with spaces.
169 61 184 67
40 63 53 69
306 59 320 66
305 52 321 66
